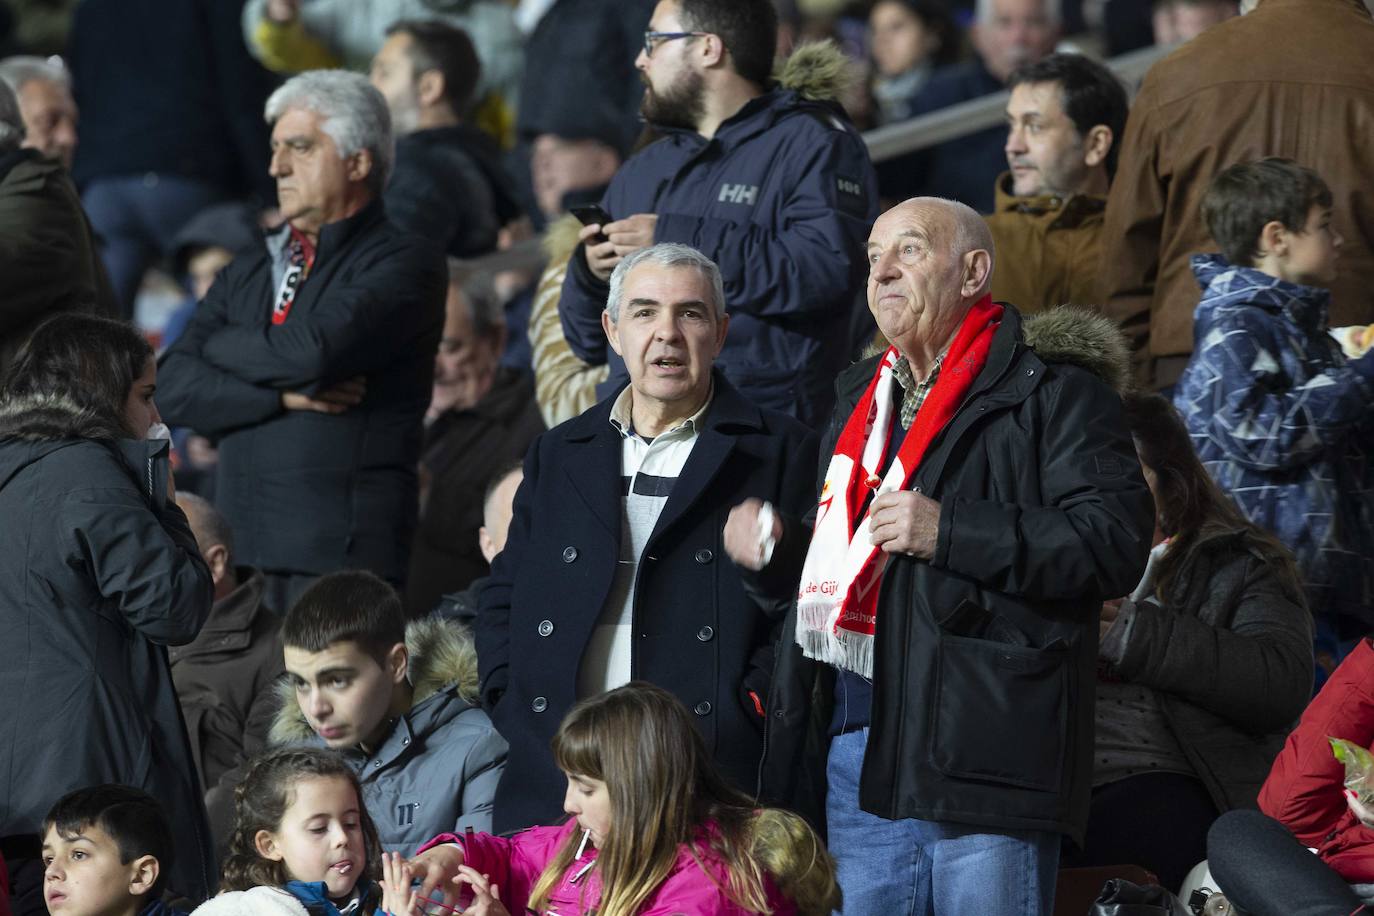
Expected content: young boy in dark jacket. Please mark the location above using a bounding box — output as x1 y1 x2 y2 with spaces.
40 785 186 916
1172 158 1374 677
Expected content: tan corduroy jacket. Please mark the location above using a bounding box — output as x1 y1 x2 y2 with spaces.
985 172 1106 316
1097 0 1374 389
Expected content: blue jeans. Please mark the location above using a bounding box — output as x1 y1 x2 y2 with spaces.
826 728 1061 915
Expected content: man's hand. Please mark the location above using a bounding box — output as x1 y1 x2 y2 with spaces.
869 490 940 559
580 214 658 281
280 376 366 415
1347 789 1374 829
724 498 782 571
407 843 466 911
265 0 300 23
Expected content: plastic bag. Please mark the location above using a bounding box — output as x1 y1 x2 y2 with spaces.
1329 737 1374 805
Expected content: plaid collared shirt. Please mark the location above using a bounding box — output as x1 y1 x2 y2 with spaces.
891 353 944 430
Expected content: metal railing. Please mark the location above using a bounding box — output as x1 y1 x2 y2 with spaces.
862 42 1173 162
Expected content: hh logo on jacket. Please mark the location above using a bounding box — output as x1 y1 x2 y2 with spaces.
718 183 759 205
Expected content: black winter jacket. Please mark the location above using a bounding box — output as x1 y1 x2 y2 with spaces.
158 201 446 582
1102 530 1313 812
0 394 215 900
760 307 1154 843
476 372 817 833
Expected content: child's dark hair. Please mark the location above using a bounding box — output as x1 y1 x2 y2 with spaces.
282 570 406 663
220 747 382 892
1201 157 1333 267
43 785 174 899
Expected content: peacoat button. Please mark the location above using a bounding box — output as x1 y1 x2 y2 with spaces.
532 696 548 713
694 548 713 564
538 619 554 637
693 700 713 716
696 626 714 642
562 546 578 563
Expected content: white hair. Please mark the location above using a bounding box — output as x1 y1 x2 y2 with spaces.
0 79 23 153
976 0 1062 27
265 70 394 194
605 243 727 323
0 55 71 94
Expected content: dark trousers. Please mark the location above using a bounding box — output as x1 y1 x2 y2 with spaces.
261 571 319 617
1208 809 1368 916
1 836 43 916
1061 772 1218 892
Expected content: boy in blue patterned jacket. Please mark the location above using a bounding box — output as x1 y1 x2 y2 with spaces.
1174 158 1374 679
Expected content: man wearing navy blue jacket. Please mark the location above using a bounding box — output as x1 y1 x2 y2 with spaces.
558 0 877 430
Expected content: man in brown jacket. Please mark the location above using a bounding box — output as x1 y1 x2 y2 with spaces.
1098 0 1374 390
169 492 284 856
986 53 1128 314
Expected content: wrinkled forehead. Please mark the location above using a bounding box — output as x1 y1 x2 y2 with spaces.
868 201 955 249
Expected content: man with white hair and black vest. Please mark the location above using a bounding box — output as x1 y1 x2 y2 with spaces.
159 69 447 612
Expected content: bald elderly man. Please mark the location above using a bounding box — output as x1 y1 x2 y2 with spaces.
746 198 1153 913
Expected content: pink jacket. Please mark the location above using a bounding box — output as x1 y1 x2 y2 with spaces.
419 820 794 915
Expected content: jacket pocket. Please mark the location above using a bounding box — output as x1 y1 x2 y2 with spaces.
930 631 1068 792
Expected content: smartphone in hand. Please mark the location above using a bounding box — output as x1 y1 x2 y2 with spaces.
570 204 613 245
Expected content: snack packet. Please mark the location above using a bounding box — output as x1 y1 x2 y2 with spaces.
1330 737 1374 805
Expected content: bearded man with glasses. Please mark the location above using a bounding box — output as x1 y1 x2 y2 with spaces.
557 0 878 431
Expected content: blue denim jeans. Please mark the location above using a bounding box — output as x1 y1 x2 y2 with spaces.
826 728 1061 916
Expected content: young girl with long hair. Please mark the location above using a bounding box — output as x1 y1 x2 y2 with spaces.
191 748 385 916
387 682 839 916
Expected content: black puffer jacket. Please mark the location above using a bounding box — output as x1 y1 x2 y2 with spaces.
759 307 1154 843
158 201 446 582
0 394 215 900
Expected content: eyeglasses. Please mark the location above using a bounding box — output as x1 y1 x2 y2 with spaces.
642 30 710 57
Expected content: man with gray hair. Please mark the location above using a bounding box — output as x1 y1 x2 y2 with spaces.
159 69 446 612
0 55 78 170
473 241 818 833
751 197 1153 913
0 77 114 376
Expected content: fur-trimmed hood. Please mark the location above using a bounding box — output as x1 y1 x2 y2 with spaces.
269 615 480 746
774 40 854 103
865 305 1133 395
542 213 585 268
0 391 124 441
1022 306 1133 395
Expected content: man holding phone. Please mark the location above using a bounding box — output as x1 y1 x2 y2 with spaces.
558 0 878 429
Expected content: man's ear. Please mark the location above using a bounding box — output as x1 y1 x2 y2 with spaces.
204 543 231 587
602 309 623 357
1083 124 1113 169
127 854 160 897
346 148 374 184
479 526 497 565
416 69 445 109
697 32 727 69
962 249 993 298
385 642 409 687
254 829 284 862
712 311 730 356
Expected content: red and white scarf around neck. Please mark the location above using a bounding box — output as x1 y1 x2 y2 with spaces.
796 297 1003 676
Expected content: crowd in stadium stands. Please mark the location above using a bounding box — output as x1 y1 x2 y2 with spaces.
2 0 1374 914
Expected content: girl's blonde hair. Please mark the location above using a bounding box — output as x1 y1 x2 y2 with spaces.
527 683 840 916
219 747 383 898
